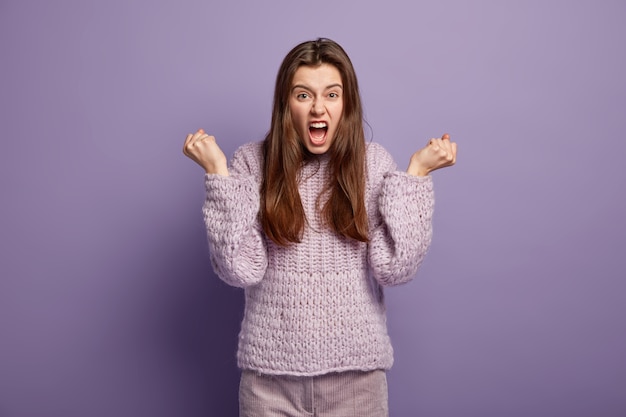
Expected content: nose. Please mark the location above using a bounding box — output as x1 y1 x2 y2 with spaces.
311 98 325 115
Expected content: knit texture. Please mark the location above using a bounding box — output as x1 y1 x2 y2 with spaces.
203 141 434 376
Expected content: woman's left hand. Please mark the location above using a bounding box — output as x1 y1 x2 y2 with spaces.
407 133 457 176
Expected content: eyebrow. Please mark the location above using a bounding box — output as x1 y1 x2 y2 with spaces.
291 83 343 92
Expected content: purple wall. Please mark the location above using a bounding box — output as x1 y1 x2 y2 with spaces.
1 1 625 416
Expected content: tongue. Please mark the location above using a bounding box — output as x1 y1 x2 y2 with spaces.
310 127 326 144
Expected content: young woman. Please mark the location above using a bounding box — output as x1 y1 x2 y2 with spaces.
183 38 456 417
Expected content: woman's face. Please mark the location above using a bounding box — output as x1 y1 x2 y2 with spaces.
288 64 344 155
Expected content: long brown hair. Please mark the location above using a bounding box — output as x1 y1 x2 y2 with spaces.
261 38 368 246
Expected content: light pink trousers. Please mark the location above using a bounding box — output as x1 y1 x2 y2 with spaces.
239 370 389 417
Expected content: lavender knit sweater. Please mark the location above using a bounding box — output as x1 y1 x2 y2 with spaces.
202 141 434 376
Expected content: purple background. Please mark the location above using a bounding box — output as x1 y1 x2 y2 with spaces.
1 1 625 416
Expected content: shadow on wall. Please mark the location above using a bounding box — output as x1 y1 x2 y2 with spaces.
0 209 246 417
164 225 245 416
122 213 246 417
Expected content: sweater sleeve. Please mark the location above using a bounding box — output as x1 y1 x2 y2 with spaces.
366 143 434 287
202 143 267 288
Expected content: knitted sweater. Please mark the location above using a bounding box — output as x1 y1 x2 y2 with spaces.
202 141 434 376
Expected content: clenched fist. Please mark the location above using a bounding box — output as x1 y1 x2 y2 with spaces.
407 133 457 176
183 129 229 176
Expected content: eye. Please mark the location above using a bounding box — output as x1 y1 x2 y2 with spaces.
296 92 309 100
328 92 339 99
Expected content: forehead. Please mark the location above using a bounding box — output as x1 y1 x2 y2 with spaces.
291 63 342 88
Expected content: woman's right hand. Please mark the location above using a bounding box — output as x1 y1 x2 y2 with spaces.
183 129 229 176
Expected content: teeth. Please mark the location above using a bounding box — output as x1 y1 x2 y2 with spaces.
310 122 327 128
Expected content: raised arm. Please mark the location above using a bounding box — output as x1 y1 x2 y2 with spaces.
184 133 267 287
367 135 456 286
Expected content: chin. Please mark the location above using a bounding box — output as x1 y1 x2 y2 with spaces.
303 140 332 155
306 146 330 155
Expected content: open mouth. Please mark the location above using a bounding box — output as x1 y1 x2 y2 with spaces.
309 122 328 145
